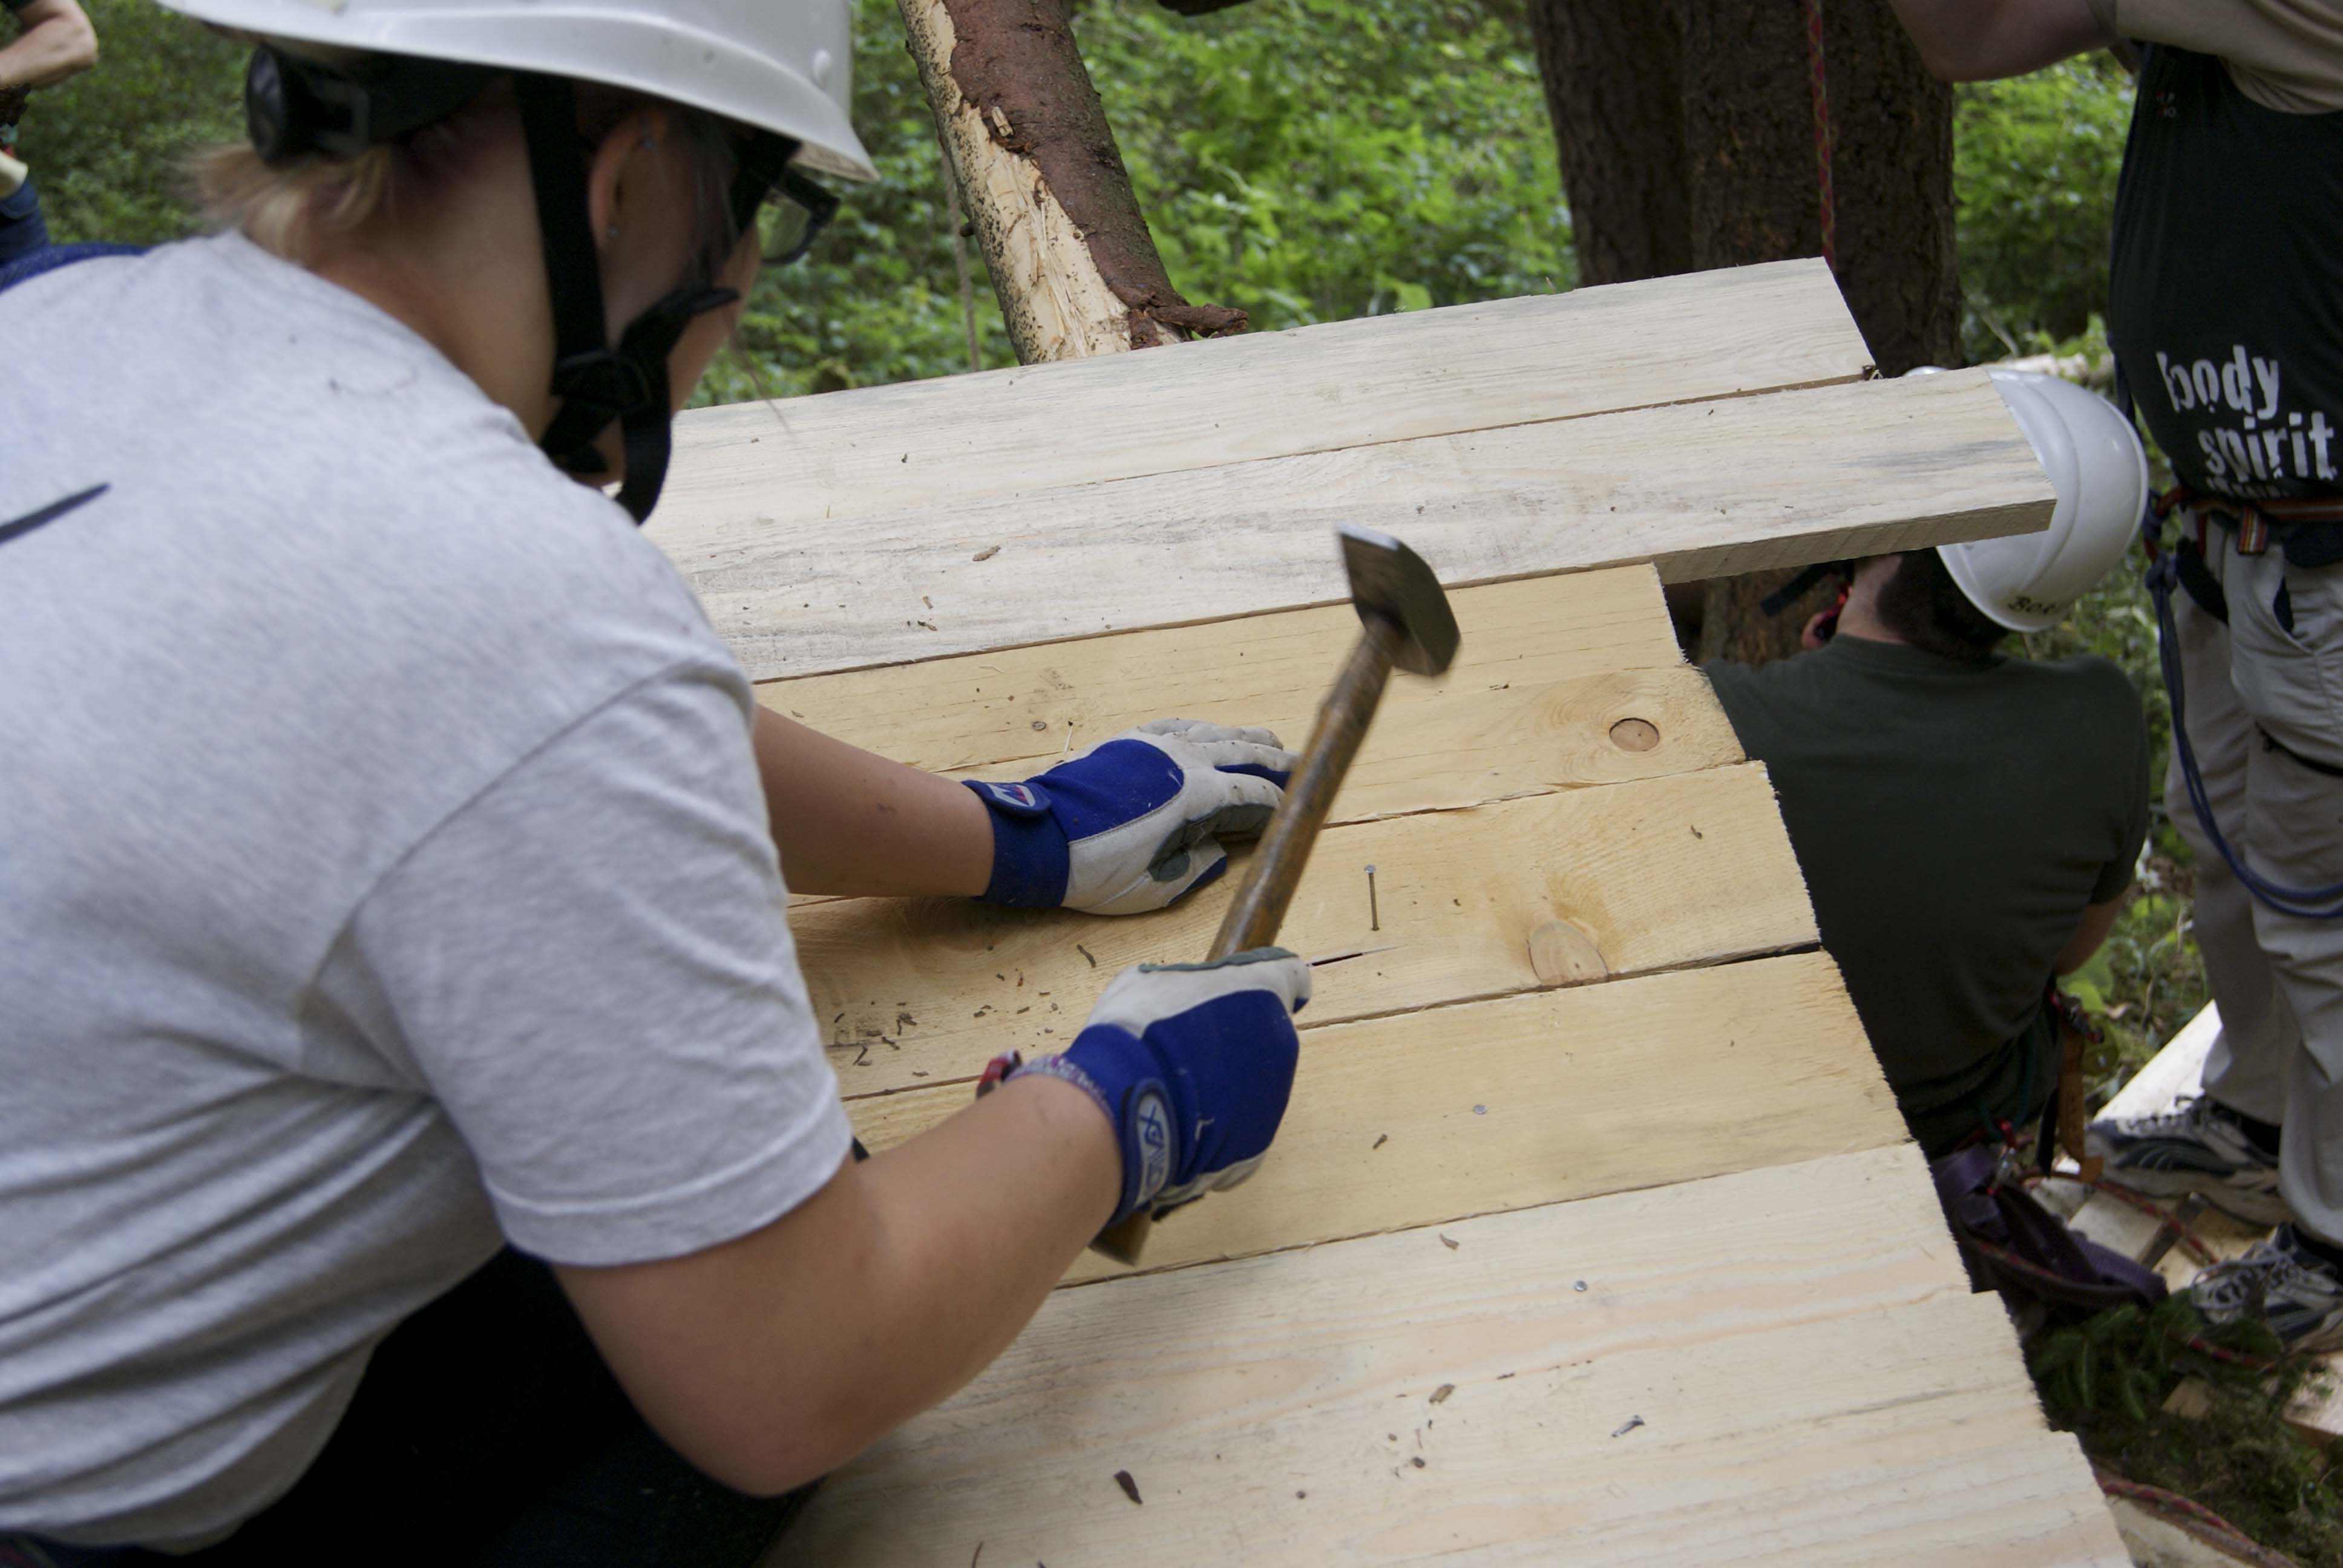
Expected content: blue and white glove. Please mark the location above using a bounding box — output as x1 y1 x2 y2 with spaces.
965 717 1296 915
1005 949 1311 1226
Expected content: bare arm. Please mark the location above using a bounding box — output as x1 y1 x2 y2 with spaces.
2056 890 2129 975
556 1073 1118 1495
751 705 992 898
0 0 96 91
1882 0 2109 80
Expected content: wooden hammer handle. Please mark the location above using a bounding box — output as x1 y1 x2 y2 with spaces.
1211 615 1400 956
1093 615 1403 1266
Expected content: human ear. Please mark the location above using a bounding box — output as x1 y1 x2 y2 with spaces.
584 108 667 254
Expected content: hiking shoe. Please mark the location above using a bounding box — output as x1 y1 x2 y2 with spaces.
2193 1225 2343 1352
2083 1097 2289 1225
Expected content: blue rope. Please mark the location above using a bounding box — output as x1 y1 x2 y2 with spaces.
2149 548 2343 919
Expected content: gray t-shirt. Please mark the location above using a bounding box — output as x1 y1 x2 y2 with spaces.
0 233 852 1547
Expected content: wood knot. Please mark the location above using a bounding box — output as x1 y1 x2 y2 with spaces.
1528 920 1609 988
1608 717 1660 753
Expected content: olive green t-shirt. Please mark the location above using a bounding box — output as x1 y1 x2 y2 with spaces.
1705 636 2150 1118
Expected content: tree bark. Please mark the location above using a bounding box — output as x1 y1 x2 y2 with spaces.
897 0 1244 363
1527 0 1961 663
1522 0 1691 287
1816 1 1960 377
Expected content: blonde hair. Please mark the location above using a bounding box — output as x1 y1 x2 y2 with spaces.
189 44 744 272
189 140 405 264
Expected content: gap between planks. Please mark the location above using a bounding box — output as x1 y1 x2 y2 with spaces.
772 1145 2123 1567
850 950 1899 1287
804 762 1814 1101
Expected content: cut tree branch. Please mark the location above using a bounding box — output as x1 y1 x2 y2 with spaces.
897 0 1245 362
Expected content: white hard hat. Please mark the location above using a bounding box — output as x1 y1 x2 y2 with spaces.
1916 368 2149 633
152 0 876 180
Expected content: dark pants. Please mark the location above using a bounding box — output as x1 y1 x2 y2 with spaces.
0 174 51 268
11 1252 810 1567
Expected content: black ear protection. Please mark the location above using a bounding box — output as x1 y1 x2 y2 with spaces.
245 45 497 165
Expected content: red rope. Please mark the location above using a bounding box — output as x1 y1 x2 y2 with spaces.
2094 1469 2302 1567
1803 0 1837 271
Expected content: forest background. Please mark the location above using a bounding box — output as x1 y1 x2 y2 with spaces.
21 0 2190 1082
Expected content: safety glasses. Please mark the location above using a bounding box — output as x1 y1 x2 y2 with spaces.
753 169 840 267
729 131 837 268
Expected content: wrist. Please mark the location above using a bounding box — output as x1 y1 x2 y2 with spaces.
1011 1031 1175 1226
992 1065 1122 1231
962 778 1070 906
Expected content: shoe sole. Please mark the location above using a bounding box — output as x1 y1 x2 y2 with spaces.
2094 1165 2292 1227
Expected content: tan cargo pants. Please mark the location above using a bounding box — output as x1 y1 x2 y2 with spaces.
2168 518 2343 1244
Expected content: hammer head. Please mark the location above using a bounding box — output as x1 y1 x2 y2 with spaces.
1339 523 1460 676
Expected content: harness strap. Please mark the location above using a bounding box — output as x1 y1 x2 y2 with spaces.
2169 531 2229 623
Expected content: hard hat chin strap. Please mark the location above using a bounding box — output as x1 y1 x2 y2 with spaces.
244 50 782 525
512 72 740 524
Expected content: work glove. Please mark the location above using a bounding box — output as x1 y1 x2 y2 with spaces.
997 949 1311 1226
965 717 1294 916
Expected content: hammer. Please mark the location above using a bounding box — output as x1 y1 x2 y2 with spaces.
1092 523 1461 1265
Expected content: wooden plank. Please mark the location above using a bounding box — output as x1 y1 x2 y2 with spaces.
664 369 2052 682
755 566 1706 779
774 1146 2126 1566
764 572 1742 846
851 950 1902 1285
2060 1004 2243 1292
663 260 1869 540
803 763 1815 1099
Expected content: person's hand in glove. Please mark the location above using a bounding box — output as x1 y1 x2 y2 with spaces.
963 717 1295 915
990 947 1311 1226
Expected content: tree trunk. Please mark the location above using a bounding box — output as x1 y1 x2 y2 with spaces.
897 0 1244 363
1816 1 1960 377
1522 0 1691 287
1530 0 1961 664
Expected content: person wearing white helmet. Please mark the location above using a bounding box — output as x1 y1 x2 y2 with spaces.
1883 0 2343 1355
1702 370 2152 1160
0 2 1312 1561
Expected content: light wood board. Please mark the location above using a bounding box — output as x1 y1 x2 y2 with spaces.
775 1146 2125 1566
802 763 1815 1099
850 952 1899 1286
663 369 2053 682
664 260 1870 540
755 566 1719 792
2061 1003 2232 1289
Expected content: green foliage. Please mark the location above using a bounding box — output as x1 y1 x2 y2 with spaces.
2031 1297 2343 1563
703 0 1009 405
1076 0 1568 330
2021 562 2209 1075
15 0 243 246
709 0 1568 402
1953 55 2133 363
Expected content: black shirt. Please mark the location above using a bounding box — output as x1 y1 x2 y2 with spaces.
2108 46 2343 502
1706 638 2148 1113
